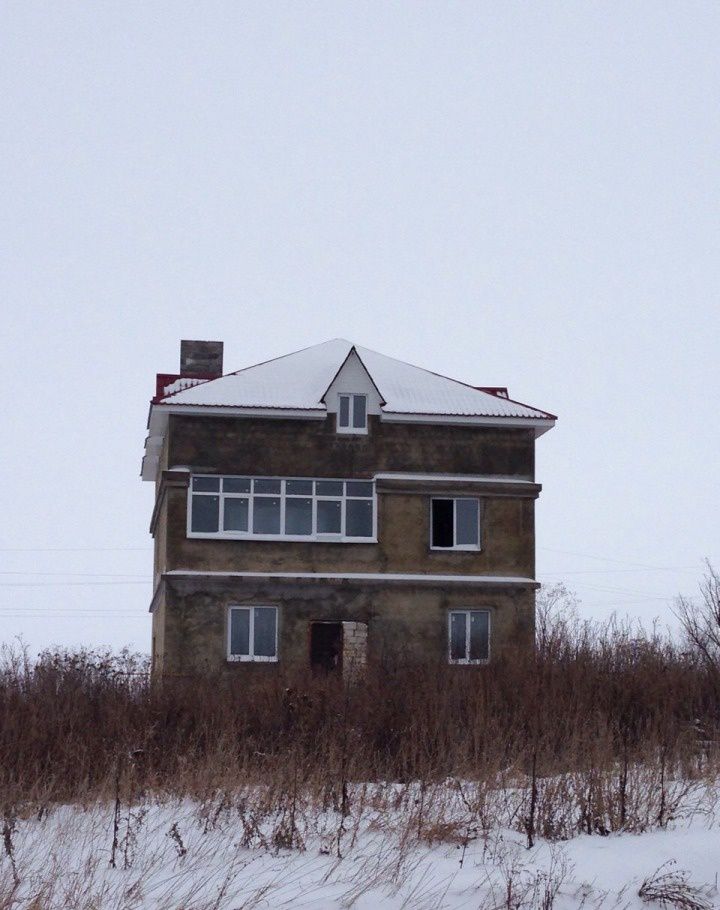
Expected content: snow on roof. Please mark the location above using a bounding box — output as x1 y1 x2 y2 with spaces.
156 339 555 420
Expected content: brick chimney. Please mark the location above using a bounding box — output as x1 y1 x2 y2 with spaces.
180 340 223 378
153 340 224 403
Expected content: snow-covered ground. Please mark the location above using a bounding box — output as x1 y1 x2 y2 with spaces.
1 795 718 909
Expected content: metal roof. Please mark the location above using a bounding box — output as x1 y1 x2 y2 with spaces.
156 338 555 420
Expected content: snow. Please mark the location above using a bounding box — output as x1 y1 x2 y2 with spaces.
160 377 208 396
2 795 718 908
355 343 553 419
158 338 348 409
156 339 555 420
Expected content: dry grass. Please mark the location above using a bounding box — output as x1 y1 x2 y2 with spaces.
638 860 714 909
0 578 719 848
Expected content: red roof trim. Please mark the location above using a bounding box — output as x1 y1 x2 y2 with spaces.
153 373 217 404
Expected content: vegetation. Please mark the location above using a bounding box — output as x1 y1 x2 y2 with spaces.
0 569 719 906
1 573 719 827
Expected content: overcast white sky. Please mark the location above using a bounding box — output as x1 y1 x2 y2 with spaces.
2 2 719 657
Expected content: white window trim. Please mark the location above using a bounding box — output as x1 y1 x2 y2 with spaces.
227 605 279 663
448 609 491 665
430 497 481 551
337 393 368 435
188 475 377 543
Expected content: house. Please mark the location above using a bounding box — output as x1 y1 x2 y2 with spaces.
142 339 556 677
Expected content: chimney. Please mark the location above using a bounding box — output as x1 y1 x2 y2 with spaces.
180 340 224 378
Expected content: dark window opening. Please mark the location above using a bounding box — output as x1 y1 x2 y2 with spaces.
431 499 454 547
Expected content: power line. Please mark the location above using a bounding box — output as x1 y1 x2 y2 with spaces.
0 572 150 579
0 581 151 588
0 546 151 553
538 566 701 576
537 546 708 572
557 581 670 600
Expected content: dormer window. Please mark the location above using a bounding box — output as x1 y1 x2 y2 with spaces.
337 394 368 434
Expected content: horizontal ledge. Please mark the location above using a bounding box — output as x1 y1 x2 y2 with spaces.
375 474 541 497
152 404 553 426
163 570 538 587
187 533 377 544
153 404 327 419
373 472 534 483
380 412 555 431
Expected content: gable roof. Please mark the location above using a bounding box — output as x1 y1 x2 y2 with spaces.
155 338 555 420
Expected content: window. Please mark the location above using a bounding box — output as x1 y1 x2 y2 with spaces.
448 610 490 663
337 394 368 433
228 606 278 662
431 498 480 550
189 476 376 541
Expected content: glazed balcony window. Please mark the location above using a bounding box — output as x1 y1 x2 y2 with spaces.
189 475 376 542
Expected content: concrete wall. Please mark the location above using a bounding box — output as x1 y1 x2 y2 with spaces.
160 484 535 577
150 413 539 675
160 575 535 676
167 414 535 479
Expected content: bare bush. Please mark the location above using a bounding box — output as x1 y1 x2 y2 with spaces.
0 581 718 853
638 860 713 909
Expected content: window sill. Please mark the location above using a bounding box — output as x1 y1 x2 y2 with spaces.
227 655 278 663
189 532 378 544
430 546 482 552
448 659 490 666
336 428 369 436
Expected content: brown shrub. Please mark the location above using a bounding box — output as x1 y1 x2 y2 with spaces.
0 582 718 843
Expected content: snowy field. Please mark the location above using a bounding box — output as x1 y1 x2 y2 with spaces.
1 792 718 909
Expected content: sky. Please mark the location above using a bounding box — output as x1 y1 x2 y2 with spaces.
1 2 719 657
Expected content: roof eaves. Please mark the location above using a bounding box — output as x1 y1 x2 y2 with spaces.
151 403 327 421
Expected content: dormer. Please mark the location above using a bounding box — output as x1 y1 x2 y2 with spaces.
322 347 384 435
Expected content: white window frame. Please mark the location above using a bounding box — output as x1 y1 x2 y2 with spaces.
227 605 279 663
188 475 377 543
448 609 491 665
337 393 368 434
430 498 481 551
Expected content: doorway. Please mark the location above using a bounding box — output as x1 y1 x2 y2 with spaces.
310 622 343 673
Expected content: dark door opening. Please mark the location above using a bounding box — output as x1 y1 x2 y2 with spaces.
310 622 343 673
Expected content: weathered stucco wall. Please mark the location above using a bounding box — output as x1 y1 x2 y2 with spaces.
167 414 534 479
161 485 535 577
159 575 535 676
150 413 539 675
159 413 536 576
151 587 166 676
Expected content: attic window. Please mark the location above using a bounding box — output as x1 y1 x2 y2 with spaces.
337 394 367 434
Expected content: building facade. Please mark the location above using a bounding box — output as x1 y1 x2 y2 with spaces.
142 339 555 677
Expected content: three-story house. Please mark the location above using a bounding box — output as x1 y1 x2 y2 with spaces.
142 339 555 677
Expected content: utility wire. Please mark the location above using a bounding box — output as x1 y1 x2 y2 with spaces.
0 581 151 588
0 546 151 553
538 566 701 576
538 546 713 572
0 572 150 578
